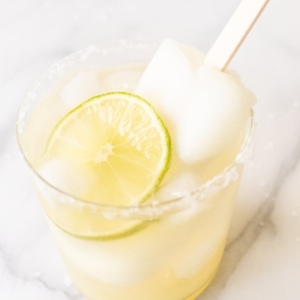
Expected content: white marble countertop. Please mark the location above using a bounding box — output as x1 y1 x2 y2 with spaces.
1 0 300 299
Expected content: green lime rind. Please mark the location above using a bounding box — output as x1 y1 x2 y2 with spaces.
47 211 159 241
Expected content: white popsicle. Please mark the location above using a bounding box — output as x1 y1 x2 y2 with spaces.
136 0 271 163
177 64 254 163
136 39 204 131
136 39 254 164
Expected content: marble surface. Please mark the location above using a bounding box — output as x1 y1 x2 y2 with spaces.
1 0 300 299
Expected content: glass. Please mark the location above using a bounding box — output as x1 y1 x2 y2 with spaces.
17 40 252 300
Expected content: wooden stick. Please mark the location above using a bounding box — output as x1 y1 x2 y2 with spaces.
203 0 270 71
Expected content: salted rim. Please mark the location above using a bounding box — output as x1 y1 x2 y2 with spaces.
16 39 254 219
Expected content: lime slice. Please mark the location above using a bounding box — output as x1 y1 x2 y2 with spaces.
43 91 171 239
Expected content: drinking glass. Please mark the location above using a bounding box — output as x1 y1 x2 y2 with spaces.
17 40 252 300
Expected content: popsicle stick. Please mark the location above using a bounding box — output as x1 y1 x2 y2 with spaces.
204 0 270 71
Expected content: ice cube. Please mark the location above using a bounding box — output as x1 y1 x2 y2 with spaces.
102 69 142 92
38 158 94 197
57 227 170 286
69 244 152 285
60 70 101 109
174 232 224 279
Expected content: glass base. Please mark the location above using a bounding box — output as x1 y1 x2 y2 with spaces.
184 274 215 300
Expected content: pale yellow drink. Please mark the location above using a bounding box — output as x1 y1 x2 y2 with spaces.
17 40 253 300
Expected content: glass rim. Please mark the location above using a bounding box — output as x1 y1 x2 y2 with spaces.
16 39 254 217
